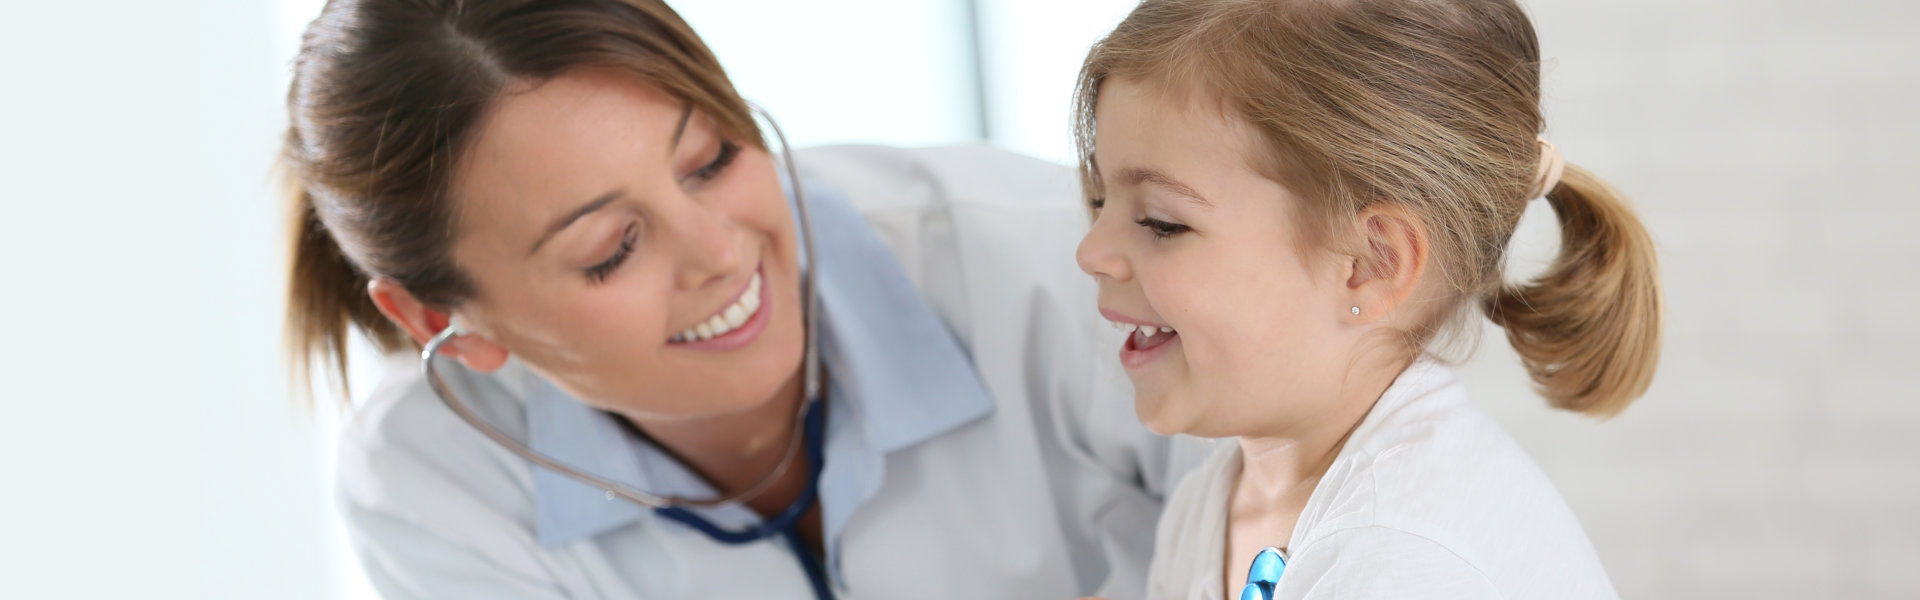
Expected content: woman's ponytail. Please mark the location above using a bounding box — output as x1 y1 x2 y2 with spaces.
1484 164 1662 418
283 174 407 406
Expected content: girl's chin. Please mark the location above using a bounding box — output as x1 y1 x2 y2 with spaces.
1134 395 1191 437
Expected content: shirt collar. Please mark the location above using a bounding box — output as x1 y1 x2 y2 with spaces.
524 178 993 546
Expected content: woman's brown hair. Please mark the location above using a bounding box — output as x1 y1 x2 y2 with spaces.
283 0 760 402
1075 0 1661 417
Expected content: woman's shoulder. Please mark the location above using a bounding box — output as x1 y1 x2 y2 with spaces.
793 144 1095 355
794 144 1208 502
335 353 536 525
792 143 1082 216
792 144 1087 288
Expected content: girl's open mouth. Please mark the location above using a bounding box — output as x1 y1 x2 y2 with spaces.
1110 319 1179 370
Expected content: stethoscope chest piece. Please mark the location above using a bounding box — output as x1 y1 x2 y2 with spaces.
1238 546 1287 600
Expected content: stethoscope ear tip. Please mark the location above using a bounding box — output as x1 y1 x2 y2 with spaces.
445 316 468 337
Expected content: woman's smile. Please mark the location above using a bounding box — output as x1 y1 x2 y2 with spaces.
667 261 773 351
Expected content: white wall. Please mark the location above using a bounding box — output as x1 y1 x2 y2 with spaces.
675 0 983 150
2 1 335 599
1474 1 1920 596
975 0 1142 163
3 1 1913 598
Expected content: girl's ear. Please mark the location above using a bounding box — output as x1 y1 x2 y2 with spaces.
366 278 510 372
1342 203 1430 323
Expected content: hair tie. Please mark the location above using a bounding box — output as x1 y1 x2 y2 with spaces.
1528 138 1566 199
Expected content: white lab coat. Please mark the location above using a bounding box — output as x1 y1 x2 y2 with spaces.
336 145 1210 599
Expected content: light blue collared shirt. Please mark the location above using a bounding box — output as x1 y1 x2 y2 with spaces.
521 180 995 577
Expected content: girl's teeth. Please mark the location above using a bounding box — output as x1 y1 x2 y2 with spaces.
1110 321 1175 336
1132 327 1176 344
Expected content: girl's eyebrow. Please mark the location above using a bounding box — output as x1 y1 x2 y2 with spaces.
1119 166 1212 207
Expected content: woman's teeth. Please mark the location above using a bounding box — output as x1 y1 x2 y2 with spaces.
669 272 762 343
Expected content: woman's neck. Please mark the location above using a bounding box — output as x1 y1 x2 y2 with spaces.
620 369 814 512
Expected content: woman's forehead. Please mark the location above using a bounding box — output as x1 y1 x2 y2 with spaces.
456 74 693 209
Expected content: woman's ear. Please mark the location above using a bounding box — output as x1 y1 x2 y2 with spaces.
1342 204 1431 323
367 278 510 373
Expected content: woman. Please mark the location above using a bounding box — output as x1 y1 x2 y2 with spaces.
282 1 1195 598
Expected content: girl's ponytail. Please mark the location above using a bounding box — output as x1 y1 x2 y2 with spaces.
1484 164 1662 418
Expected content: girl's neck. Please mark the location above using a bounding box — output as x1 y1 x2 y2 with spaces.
1222 355 1413 595
1231 353 1415 528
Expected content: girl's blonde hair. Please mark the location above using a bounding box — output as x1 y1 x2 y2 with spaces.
1075 0 1661 417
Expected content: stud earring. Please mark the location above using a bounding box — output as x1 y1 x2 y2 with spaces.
1350 306 1361 316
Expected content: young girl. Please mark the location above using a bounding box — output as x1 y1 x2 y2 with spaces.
1072 0 1660 598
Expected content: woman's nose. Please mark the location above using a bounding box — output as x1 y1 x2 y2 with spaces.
1076 212 1131 282
672 199 746 290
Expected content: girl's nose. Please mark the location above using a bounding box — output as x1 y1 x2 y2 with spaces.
1077 211 1132 282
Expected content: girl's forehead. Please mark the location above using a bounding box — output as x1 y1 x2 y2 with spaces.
1097 82 1270 177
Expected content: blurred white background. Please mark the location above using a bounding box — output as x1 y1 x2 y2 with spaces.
1 0 1914 598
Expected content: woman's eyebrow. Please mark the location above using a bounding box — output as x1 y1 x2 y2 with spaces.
527 189 625 257
668 104 693 149
523 106 696 258
1119 166 1212 207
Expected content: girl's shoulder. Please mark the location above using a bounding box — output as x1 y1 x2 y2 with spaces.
1287 361 1617 598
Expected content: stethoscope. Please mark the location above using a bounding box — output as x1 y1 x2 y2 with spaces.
419 106 836 600
1239 547 1288 600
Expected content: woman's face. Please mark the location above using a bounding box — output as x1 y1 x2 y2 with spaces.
1076 79 1361 439
446 69 804 421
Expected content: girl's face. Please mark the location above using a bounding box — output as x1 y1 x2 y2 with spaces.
1076 80 1367 439
443 69 805 422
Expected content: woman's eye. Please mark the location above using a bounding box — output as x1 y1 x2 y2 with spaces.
586 222 639 283
1136 217 1190 239
689 140 740 182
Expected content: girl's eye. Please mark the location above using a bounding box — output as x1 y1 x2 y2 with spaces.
1136 216 1190 239
586 221 639 283
690 140 740 182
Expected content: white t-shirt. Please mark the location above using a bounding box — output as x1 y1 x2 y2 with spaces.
1145 359 1619 600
